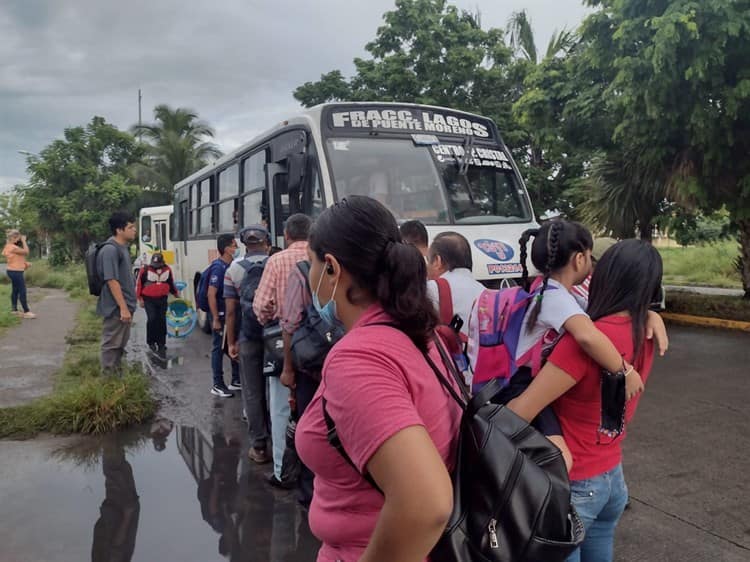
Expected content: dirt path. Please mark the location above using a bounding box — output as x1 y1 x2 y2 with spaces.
0 289 80 408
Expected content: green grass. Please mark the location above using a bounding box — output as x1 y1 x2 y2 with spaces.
658 240 742 289
666 291 750 323
0 285 21 334
0 268 156 439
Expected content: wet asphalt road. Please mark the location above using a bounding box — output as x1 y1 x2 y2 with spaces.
0 318 748 561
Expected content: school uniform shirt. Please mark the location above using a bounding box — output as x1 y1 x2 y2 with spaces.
206 259 230 316
515 278 587 365
296 304 462 562
548 315 655 481
426 268 485 336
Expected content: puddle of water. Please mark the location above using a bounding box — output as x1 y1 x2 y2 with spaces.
0 422 319 562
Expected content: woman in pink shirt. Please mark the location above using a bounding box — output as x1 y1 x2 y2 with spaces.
296 196 462 562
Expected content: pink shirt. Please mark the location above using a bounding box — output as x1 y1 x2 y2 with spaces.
296 305 462 562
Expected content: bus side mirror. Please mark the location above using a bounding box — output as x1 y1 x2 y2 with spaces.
287 152 306 192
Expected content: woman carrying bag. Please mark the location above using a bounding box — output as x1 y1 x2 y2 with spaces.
296 196 462 562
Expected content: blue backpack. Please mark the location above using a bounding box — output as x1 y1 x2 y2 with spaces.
237 257 268 339
196 259 226 312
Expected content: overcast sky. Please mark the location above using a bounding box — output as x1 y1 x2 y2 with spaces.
0 0 590 192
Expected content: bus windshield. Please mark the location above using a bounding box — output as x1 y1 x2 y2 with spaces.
326 138 449 223
325 137 531 224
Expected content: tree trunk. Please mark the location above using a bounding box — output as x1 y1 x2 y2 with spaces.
638 220 653 243
738 218 750 299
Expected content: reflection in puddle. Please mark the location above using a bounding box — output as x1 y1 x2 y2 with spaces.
36 421 319 561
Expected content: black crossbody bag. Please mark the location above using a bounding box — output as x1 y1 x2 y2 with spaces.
323 326 584 562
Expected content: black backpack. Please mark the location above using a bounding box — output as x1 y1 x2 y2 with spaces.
237 256 268 339
290 261 345 374
85 241 115 296
325 331 585 562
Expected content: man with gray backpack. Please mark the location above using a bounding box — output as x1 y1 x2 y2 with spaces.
225 225 271 464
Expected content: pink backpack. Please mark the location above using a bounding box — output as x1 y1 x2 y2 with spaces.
467 280 552 391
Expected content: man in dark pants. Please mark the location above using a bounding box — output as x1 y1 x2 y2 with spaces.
207 234 240 397
225 226 271 465
280 261 320 508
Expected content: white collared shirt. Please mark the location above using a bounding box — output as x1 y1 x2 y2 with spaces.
426 268 485 336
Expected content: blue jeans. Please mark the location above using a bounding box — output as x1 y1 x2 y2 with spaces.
7 270 29 313
209 313 239 387
566 464 629 562
268 375 291 480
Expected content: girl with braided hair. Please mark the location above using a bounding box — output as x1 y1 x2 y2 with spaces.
500 219 646 471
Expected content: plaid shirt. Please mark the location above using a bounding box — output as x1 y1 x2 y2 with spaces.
281 265 312 334
253 241 309 325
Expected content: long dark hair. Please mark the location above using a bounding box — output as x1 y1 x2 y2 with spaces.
587 240 663 362
309 196 437 353
519 219 593 332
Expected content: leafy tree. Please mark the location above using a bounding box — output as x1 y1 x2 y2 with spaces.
0 188 43 257
578 0 750 297
293 0 515 124
24 117 143 258
131 104 221 196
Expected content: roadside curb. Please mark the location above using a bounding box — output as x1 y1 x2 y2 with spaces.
661 312 750 332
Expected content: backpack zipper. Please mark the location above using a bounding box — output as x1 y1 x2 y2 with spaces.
488 518 499 549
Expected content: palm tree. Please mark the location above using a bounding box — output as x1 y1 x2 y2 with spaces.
507 10 576 64
570 149 671 242
131 105 222 194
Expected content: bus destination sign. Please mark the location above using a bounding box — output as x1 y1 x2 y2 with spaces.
328 106 495 139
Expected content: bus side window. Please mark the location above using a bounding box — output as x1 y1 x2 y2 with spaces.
242 190 264 227
141 215 152 244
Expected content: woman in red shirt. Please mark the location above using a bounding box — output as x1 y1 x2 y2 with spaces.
296 196 462 562
136 252 178 353
508 239 663 562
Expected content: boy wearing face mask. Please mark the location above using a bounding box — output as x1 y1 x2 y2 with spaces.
207 234 241 397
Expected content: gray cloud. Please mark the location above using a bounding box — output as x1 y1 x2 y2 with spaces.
0 0 589 191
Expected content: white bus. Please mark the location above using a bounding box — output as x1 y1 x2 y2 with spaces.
135 205 176 276
171 102 538 329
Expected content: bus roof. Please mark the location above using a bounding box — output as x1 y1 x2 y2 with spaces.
173 101 498 191
139 205 173 215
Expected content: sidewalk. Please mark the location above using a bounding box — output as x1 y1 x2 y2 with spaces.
0 288 80 408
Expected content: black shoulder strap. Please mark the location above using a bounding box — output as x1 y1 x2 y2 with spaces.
296 260 312 296
322 397 384 494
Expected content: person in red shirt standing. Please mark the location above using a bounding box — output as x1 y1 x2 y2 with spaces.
508 239 663 562
136 252 178 354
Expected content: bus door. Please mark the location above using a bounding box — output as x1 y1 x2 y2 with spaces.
266 130 308 248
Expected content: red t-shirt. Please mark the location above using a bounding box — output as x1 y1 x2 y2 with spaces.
296 304 462 562
548 315 655 481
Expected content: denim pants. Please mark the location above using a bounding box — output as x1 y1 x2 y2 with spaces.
7 270 29 313
209 312 239 387
267 375 291 480
566 463 629 562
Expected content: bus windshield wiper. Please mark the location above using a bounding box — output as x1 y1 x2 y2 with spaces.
457 135 475 176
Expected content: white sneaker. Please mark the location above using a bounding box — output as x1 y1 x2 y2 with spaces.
210 385 234 398
23 312 36 319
